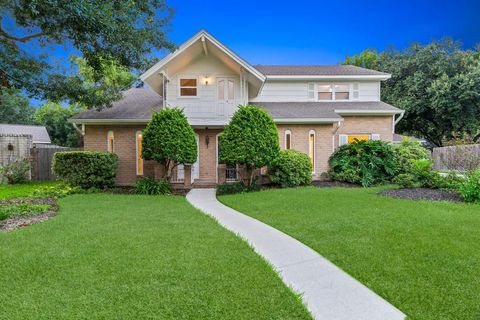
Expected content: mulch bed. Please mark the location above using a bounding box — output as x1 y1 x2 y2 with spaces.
378 188 464 202
312 181 360 188
0 198 58 232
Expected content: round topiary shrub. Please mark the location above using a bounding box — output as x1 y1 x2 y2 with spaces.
329 140 399 187
52 151 118 189
269 149 312 188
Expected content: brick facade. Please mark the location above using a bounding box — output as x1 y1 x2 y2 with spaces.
83 115 394 186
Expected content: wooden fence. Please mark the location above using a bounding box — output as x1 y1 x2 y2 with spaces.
432 144 480 171
30 145 79 181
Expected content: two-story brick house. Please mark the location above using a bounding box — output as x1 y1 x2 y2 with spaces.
71 29 404 188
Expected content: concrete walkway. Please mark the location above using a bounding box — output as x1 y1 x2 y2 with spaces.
186 189 406 320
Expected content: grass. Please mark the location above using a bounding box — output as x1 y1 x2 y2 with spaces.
0 193 311 319
220 186 480 320
0 203 51 220
0 181 59 200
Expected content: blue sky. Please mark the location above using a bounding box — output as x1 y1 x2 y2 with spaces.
167 0 480 64
4 0 480 106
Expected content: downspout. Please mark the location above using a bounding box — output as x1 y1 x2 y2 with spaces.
72 123 85 136
331 120 342 151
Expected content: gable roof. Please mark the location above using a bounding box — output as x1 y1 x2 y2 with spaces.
0 124 51 144
71 88 162 122
140 29 266 83
254 65 389 76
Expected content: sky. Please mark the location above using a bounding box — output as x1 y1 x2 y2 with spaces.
166 0 480 64
4 0 480 106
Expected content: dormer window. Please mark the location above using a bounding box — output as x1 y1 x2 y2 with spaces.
179 78 197 97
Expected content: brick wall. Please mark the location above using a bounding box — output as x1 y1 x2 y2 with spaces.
276 124 334 179
334 116 394 148
84 125 155 186
84 116 394 185
195 129 221 182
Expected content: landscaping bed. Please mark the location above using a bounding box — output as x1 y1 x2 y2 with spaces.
312 180 359 188
0 197 58 232
378 188 463 202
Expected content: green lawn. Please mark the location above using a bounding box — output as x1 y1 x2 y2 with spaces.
0 194 311 319
0 181 59 200
220 187 480 320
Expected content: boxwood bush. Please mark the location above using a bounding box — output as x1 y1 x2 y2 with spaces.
329 140 399 187
269 149 312 188
52 151 118 189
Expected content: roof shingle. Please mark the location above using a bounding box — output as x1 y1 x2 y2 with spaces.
0 124 51 144
254 65 389 76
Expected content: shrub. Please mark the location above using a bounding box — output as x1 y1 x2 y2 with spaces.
142 108 197 181
329 140 399 187
393 173 418 189
52 151 118 189
220 105 280 187
32 184 83 198
134 177 171 195
459 170 480 203
216 182 260 196
0 159 30 184
394 137 430 173
269 150 312 188
0 203 51 221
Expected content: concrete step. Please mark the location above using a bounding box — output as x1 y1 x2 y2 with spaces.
193 180 217 188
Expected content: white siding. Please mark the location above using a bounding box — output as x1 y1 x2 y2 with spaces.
251 80 380 102
165 55 245 120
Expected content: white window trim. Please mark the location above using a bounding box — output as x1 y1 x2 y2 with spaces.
339 133 376 146
178 76 199 98
309 129 316 174
107 130 114 153
316 83 351 102
284 129 292 149
135 131 143 176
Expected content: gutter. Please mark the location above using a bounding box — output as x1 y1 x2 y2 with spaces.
394 110 405 125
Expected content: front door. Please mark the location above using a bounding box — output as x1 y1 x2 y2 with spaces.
217 77 235 117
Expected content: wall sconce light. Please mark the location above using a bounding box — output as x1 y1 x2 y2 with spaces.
204 75 210 86
7 143 14 151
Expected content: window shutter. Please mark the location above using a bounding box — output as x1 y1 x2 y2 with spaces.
352 83 359 100
371 134 381 141
308 83 315 100
339 134 348 146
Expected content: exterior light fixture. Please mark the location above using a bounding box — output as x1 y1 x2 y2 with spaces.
205 127 209 148
204 75 210 86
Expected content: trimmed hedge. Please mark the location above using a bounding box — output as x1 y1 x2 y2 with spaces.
269 150 312 188
52 151 118 189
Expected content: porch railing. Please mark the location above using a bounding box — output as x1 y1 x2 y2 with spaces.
226 167 237 182
171 165 185 183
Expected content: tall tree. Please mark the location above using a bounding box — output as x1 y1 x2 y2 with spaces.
0 0 174 108
33 102 82 147
344 40 480 146
0 88 34 124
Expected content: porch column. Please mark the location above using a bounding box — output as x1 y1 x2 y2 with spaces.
184 164 192 189
217 163 226 184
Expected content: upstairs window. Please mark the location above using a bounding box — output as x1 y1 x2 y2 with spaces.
317 83 350 101
179 78 197 97
318 84 333 100
334 84 349 100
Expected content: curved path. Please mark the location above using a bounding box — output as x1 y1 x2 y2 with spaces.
186 188 406 320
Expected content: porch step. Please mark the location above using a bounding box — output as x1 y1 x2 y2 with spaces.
193 180 217 188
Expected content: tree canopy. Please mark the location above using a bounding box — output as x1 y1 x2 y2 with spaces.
0 88 35 124
142 108 197 181
0 0 173 108
220 105 280 186
343 40 480 146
